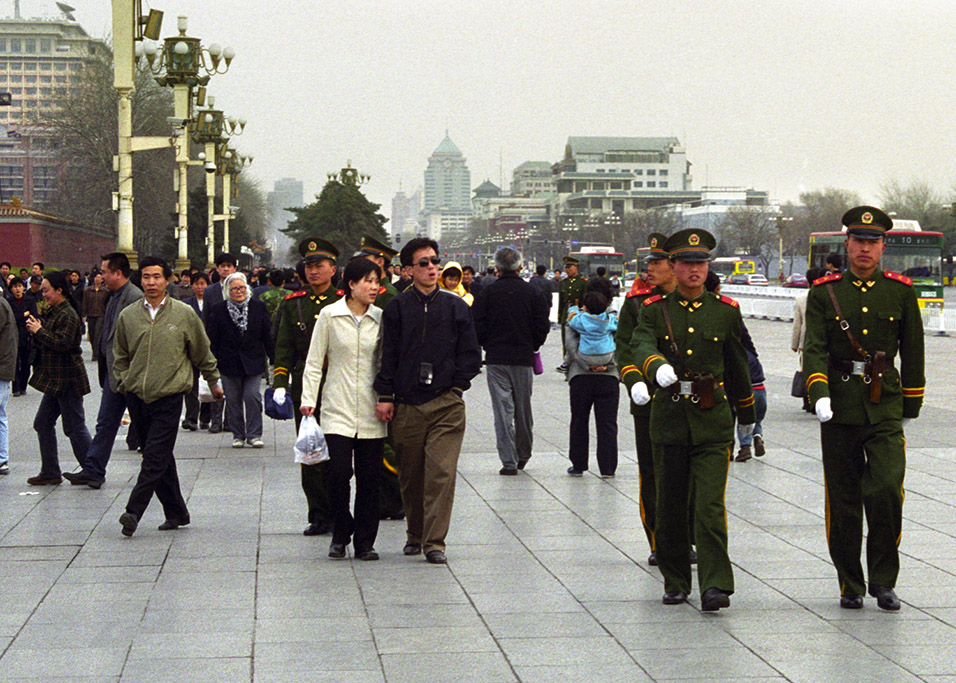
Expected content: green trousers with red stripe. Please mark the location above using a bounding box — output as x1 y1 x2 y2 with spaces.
652 440 733 596
821 418 905 597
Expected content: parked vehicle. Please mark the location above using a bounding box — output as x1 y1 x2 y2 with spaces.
782 274 809 288
728 273 769 286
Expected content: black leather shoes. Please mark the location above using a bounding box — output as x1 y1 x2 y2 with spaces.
567 466 584 477
158 516 190 531
516 460 529 470
328 543 346 558
840 594 864 609
403 542 422 556
119 512 138 537
662 591 687 605
499 467 518 476
701 587 731 611
63 471 89 485
868 584 901 611
426 550 447 564
648 551 658 566
356 549 379 561
303 521 332 536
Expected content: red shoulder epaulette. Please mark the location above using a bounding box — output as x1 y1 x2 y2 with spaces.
378 285 387 294
626 286 653 298
884 271 913 286
642 294 663 306
336 289 345 296
813 272 842 286
718 295 739 308
284 290 307 301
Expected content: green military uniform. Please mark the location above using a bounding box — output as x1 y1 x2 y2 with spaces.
558 256 587 359
259 285 291 324
803 207 924 605
356 234 404 519
615 233 670 555
632 229 755 606
274 237 343 530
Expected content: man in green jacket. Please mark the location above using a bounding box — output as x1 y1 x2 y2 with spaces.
114 256 223 537
632 229 755 611
615 233 676 565
803 206 924 611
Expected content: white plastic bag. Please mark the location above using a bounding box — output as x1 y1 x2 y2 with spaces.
294 415 329 465
198 377 214 403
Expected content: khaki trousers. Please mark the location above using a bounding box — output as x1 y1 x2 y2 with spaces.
393 391 466 554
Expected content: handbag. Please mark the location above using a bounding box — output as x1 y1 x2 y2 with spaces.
790 370 805 398
532 351 544 375
264 386 294 420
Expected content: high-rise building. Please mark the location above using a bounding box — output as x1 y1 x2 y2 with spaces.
0 13 109 126
422 134 471 244
511 161 553 197
390 186 421 248
267 177 303 263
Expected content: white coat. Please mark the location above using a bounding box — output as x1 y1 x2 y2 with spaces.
300 297 386 439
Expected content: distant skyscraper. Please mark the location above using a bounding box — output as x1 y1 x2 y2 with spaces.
422 134 471 244
390 186 421 247
267 177 303 263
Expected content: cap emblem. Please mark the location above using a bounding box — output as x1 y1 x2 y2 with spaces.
861 212 873 224
650 237 658 248
308 241 317 251
689 233 700 246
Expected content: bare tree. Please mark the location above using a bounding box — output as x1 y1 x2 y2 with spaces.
37 55 178 259
717 205 779 273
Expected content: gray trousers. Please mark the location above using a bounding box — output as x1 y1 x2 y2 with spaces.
221 374 263 440
486 364 534 469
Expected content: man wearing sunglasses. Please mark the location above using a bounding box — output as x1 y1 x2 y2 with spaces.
374 237 481 564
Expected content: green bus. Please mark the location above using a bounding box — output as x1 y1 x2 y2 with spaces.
809 230 944 309
569 246 628 278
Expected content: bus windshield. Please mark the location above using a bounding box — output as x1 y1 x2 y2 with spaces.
881 248 941 286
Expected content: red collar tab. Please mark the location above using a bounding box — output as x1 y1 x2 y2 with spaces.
813 272 842 286
883 271 912 286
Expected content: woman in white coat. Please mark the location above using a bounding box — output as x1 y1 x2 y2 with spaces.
301 258 386 560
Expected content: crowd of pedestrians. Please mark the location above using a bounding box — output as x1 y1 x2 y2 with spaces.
0 205 924 614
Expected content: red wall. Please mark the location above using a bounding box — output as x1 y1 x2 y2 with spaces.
0 220 115 272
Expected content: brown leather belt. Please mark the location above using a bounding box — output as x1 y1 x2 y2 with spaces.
828 353 891 403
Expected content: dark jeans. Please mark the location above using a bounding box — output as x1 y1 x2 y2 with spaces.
13 346 31 394
87 317 103 362
183 369 211 427
81 379 128 479
325 434 383 552
34 391 92 478
125 393 189 522
568 374 619 475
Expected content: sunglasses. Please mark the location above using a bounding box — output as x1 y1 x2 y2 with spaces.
415 256 442 268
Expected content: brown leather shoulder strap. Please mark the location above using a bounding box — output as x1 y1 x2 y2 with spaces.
659 299 694 378
825 283 868 359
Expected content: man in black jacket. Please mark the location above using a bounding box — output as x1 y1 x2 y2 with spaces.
374 237 481 565
473 248 550 474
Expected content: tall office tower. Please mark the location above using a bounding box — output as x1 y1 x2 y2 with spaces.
267 177 304 263
422 133 471 244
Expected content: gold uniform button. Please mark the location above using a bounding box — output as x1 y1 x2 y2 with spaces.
686 349 693 355
862 307 868 313
688 327 695 333
713 337 719 341
889 316 894 321
861 287 867 292
314 314 319 319
862 329 868 335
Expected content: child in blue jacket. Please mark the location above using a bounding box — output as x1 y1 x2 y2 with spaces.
567 291 618 367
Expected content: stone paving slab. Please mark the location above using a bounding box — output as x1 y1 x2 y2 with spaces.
0 318 955 680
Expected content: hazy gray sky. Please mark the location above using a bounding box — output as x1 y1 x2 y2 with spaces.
35 1 956 217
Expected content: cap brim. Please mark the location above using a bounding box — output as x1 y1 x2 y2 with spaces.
670 252 710 262
847 228 885 240
645 253 669 262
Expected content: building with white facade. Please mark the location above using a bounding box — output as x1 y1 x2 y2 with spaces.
390 186 421 248
422 134 471 244
267 177 303 263
511 161 553 197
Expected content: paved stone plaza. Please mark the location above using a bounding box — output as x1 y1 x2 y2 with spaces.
0 317 954 682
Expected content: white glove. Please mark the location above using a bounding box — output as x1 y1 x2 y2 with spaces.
815 397 833 422
739 423 755 437
273 388 287 405
656 364 678 388
630 382 650 406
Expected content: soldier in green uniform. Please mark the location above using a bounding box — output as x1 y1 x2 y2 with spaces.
354 234 404 520
258 269 291 324
557 256 587 372
632 228 755 611
615 233 676 566
273 237 343 537
803 206 924 611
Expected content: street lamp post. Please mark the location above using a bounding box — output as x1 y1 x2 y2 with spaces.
136 14 236 270
777 215 793 279
328 161 370 187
